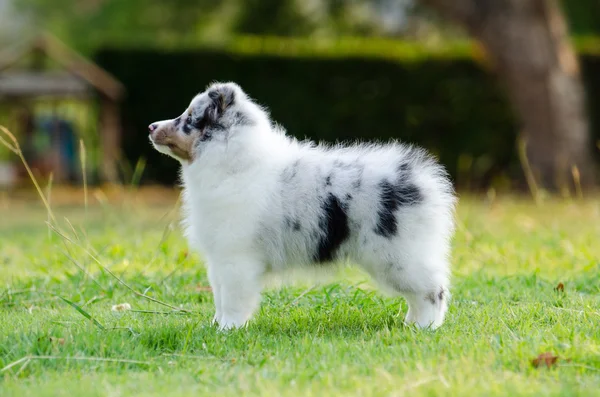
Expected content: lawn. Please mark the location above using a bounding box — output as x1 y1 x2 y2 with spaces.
0 187 599 396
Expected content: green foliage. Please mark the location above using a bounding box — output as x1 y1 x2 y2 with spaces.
562 0 600 36
94 38 600 188
224 35 475 60
235 0 316 36
1 197 599 395
13 0 225 52
12 0 600 51
12 0 393 52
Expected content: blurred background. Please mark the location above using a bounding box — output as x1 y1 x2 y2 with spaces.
0 0 598 194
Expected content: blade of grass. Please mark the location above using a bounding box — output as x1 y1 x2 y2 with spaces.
0 356 30 373
1 355 150 373
571 165 583 200
57 245 104 290
130 156 147 188
79 139 88 222
517 135 541 206
58 296 106 330
284 286 317 308
46 172 54 240
14 357 31 377
47 222 194 314
129 309 189 315
143 192 183 272
1 296 60 308
0 125 57 224
63 217 81 243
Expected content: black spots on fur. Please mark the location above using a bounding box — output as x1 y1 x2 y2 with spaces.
385 263 394 274
352 164 365 190
397 162 410 173
425 292 437 305
212 123 227 132
284 216 302 231
332 160 348 170
374 179 423 238
208 85 235 111
173 117 181 128
192 113 207 130
340 194 352 214
281 160 300 183
233 111 252 126
199 130 212 142
206 84 236 123
325 174 333 187
375 181 399 238
425 288 445 305
386 262 404 272
200 107 227 131
315 194 349 263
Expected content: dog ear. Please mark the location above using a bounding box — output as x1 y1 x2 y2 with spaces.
206 84 236 122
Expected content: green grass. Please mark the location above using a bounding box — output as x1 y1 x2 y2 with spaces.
0 191 599 396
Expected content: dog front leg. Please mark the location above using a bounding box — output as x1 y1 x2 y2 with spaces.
206 265 223 325
211 260 263 330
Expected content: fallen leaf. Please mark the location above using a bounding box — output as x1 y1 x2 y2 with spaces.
195 286 213 292
111 303 132 312
555 283 565 292
37 336 66 345
49 337 65 345
531 352 559 368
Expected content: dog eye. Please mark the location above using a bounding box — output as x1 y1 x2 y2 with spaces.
186 115 193 125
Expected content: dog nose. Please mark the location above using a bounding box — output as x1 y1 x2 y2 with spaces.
148 123 158 134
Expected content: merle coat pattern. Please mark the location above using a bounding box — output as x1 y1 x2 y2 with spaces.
149 82 456 330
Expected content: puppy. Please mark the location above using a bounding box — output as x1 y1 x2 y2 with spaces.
149 82 456 330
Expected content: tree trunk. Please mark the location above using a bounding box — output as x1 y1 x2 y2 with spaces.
422 0 595 191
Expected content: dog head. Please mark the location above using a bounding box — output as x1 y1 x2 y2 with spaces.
149 82 259 163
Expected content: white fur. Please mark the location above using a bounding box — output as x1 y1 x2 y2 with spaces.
150 82 457 331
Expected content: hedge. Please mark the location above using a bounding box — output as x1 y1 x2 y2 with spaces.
562 1 600 36
94 37 600 189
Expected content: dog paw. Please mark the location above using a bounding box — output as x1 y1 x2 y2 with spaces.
217 317 247 331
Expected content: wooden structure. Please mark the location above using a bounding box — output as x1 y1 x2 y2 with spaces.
0 33 125 183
